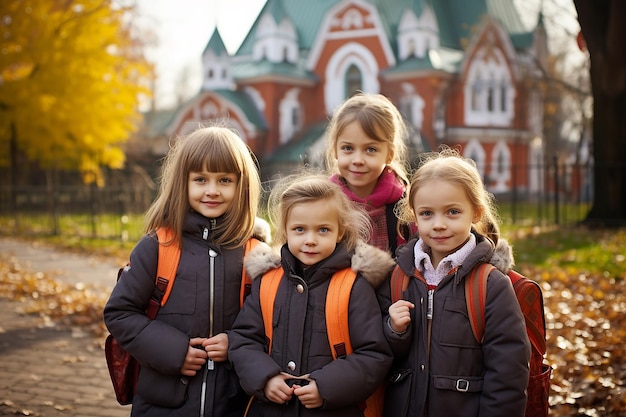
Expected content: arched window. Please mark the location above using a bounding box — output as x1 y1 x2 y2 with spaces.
407 39 416 58
500 81 508 112
345 65 362 98
487 82 495 112
464 48 515 126
471 77 483 111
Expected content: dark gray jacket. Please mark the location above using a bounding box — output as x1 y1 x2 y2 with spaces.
103 211 251 417
229 241 395 417
380 233 531 417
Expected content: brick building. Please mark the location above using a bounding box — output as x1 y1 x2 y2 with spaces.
164 0 548 195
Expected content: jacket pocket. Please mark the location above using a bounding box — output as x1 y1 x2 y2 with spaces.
135 365 189 407
439 296 479 348
384 368 413 416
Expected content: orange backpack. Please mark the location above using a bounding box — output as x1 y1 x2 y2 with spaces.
390 263 551 417
259 266 384 417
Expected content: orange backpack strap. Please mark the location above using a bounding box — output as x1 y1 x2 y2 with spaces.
155 227 181 308
325 268 384 417
325 268 358 359
240 238 261 308
464 263 495 343
390 265 409 303
260 266 284 353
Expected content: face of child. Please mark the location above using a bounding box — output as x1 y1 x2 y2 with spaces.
336 121 390 199
286 199 342 266
188 170 238 219
412 180 480 268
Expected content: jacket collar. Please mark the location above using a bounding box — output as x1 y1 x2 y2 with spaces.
244 240 395 289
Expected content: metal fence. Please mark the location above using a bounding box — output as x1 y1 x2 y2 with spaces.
0 160 593 242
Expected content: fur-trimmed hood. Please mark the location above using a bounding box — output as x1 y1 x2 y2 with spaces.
490 238 515 274
244 240 395 289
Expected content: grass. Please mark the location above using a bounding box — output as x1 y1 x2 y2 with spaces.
502 225 625 280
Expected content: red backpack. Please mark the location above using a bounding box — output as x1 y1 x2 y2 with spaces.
390 263 551 417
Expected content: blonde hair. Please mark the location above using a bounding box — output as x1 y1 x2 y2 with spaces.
145 126 261 249
401 147 500 244
268 172 371 251
325 93 409 185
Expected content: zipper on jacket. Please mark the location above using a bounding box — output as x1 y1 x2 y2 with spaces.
200 226 216 417
208 248 217 367
426 288 434 362
426 289 434 320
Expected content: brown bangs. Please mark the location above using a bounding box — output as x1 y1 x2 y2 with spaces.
185 130 242 175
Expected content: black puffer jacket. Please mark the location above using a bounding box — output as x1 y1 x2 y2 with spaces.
380 233 531 417
104 211 252 417
229 241 394 417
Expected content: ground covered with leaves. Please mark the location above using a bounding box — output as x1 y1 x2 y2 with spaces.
0 227 625 416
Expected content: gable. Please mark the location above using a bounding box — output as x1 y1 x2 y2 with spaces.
307 0 395 71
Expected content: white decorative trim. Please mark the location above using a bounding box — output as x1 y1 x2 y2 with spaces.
397 5 439 60
400 83 425 130
490 140 511 192
464 139 487 179
244 87 265 112
324 42 380 114
463 47 515 127
279 88 301 144
528 136 544 193
253 12 298 64
167 92 257 138
307 0 395 70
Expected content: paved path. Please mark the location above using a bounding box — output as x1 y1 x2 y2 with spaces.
0 237 129 417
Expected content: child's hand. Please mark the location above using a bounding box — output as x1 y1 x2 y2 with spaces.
180 337 208 376
389 300 415 333
264 373 294 404
202 333 228 362
293 378 322 409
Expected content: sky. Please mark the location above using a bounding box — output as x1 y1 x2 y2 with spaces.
135 0 266 109
135 0 579 110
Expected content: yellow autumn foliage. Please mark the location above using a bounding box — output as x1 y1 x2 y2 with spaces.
0 0 153 183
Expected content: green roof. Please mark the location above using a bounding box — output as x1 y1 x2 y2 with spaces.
212 90 267 129
203 28 228 56
236 0 534 58
233 58 317 82
237 0 342 55
268 122 328 163
383 47 463 75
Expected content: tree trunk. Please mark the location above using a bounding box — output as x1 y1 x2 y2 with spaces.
574 0 626 227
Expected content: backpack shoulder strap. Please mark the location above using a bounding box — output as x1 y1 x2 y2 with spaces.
464 263 495 343
155 227 181 308
240 238 261 308
325 268 358 359
259 266 284 353
385 203 399 255
390 265 410 303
